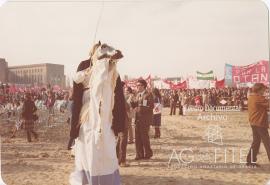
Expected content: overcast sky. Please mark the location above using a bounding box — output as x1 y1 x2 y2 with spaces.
0 0 269 80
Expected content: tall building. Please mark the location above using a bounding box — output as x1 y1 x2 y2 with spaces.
8 63 65 87
0 58 66 88
0 58 8 83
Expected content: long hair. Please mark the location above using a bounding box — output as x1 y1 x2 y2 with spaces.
153 88 161 100
89 41 102 66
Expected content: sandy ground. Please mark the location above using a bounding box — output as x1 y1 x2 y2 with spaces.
0 108 270 185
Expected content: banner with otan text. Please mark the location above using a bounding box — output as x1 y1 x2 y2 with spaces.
225 60 269 87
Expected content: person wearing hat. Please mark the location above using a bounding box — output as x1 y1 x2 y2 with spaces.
131 79 154 160
246 83 270 166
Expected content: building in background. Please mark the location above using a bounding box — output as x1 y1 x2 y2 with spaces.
0 58 8 83
8 63 65 88
1 58 66 88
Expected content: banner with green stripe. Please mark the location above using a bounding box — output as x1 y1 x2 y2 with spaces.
196 70 214 80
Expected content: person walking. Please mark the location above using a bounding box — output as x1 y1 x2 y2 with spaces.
21 93 38 142
246 83 270 167
45 91 55 127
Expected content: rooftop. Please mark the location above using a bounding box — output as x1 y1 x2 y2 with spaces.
8 63 64 69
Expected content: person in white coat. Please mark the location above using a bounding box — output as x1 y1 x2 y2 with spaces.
69 42 126 185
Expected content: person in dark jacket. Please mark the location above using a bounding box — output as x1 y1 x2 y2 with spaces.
152 88 162 138
69 42 125 185
116 81 129 167
170 91 179 115
246 83 270 167
131 79 154 160
68 42 126 150
21 93 38 142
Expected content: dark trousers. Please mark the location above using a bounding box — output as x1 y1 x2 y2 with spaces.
135 121 153 158
127 117 134 143
247 126 270 164
24 120 38 142
26 129 38 142
170 102 177 115
179 105 183 115
154 127 161 138
116 129 128 164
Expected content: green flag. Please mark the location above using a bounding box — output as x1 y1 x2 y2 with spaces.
196 70 214 80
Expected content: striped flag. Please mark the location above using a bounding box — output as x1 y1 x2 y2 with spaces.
196 70 214 80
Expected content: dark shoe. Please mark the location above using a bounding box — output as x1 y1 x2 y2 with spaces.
246 163 260 168
120 162 130 167
34 137 39 142
155 128 160 138
144 153 153 160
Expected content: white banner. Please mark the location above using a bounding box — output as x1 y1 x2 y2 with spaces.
188 79 210 89
153 80 170 89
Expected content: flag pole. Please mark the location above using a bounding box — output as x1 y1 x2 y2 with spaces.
92 0 105 45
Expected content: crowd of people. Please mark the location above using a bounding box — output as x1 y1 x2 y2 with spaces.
162 87 249 107
0 86 73 141
1 81 269 151
1 59 269 184
160 87 269 115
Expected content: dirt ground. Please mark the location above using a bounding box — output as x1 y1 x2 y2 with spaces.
1 108 269 185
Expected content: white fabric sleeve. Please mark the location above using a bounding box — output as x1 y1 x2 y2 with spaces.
73 69 87 84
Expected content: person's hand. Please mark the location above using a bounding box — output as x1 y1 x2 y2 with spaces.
111 50 123 60
67 137 75 150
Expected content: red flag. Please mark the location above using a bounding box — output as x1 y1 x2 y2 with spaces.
163 79 187 89
216 79 225 89
171 81 187 90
